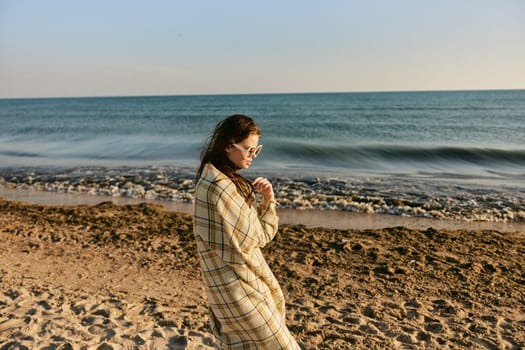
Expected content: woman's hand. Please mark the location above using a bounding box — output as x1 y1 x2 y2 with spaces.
252 177 275 202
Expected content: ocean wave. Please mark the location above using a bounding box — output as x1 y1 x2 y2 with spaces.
272 142 525 166
0 150 43 158
0 165 524 223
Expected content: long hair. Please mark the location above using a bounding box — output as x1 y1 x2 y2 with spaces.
197 114 261 204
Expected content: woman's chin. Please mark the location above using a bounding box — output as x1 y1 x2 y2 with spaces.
235 163 250 171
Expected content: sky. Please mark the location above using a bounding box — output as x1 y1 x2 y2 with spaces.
1 0 524 98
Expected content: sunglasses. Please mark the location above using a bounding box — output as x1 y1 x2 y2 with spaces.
232 143 263 158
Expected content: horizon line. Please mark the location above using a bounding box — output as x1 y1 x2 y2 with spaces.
1 87 524 101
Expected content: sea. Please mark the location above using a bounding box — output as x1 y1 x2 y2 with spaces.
1 90 524 222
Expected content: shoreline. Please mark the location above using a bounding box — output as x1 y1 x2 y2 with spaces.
2 164 524 223
1 186 524 233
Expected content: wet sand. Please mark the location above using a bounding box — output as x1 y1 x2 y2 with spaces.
1 196 524 349
2 187 524 233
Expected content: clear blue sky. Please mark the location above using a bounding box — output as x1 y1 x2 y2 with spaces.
1 0 524 98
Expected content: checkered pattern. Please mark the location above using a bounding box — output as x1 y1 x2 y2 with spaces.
194 163 300 349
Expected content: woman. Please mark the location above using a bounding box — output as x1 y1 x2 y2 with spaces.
193 114 300 349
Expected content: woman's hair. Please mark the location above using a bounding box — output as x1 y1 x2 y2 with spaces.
197 114 261 203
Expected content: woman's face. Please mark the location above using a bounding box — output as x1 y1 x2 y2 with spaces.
226 133 261 170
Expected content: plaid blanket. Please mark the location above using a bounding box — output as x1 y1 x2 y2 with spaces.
194 163 300 349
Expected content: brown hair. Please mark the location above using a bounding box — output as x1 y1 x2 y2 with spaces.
197 114 261 203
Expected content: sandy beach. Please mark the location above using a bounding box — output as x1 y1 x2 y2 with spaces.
1 196 524 349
